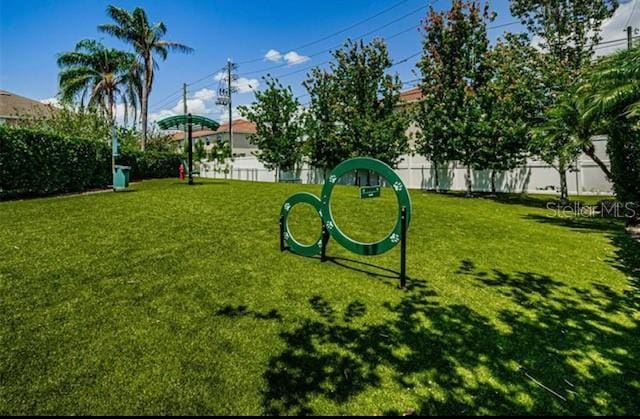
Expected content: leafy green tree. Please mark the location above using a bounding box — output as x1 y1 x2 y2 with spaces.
57 39 139 124
478 33 550 194
511 0 619 198
239 76 303 172
194 139 206 161
580 46 640 123
532 94 583 204
99 5 193 149
510 0 618 74
416 0 493 196
303 69 348 172
580 46 640 224
208 140 231 165
18 105 111 141
304 38 409 171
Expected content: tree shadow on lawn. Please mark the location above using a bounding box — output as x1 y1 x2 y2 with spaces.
326 256 402 282
170 181 230 187
261 221 640 415
523 214 622 233
292 253 404 287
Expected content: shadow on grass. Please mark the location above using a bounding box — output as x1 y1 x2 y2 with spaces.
170 181 230 187
262 219 640 415
216 305 283 321
429 190 610 211
326 256 400 281
286 252 406 287
523 214 621 233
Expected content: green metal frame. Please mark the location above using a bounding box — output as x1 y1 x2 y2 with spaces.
280 192 324 257
157 114 219 185
320 157 411 256
157 114 219 131
279 157 412 287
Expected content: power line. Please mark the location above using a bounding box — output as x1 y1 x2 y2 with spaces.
182 0 428 86
236 0 412 65
625 0 639 29
153 14 520 113
233 3 434 78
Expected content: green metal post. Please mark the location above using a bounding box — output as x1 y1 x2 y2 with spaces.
188 113 193 185
400 206 407 288
279 215 286 252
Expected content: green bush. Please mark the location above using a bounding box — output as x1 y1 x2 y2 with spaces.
607 123 640 225
0 126 182 199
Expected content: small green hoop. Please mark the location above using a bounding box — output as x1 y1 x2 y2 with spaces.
320 157 412 256
280 192 324 257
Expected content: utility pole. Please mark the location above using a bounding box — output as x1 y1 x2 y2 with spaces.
216 59 238 157
628 26 633 50
227 59 233 157
183 83 188 151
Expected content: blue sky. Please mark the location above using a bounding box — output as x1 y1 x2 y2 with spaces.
1 0 638 124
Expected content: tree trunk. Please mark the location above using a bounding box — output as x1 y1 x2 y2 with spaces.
582 143 612 179
140 81 148 151
434 161 440 193
107 92 115 125
140 55 153 152
559 169 569 205
465 165 472 197
490 169 497 196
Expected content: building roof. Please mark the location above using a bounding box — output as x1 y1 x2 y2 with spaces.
398 86 424 103
0 90 55 119
171 119 257 141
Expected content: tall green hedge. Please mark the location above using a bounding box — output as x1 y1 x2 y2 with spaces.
0 125 182 199
607 123 640 225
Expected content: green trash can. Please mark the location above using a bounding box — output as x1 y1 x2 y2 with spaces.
113 165 131 191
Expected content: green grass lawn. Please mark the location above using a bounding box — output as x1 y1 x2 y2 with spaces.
1 179 638 415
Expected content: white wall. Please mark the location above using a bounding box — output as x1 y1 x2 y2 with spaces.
198 141 613 196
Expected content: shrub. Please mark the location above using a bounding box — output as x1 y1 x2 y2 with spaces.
0 126 182 199
607 123 640 225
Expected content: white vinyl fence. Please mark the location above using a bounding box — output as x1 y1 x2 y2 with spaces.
198 146 613 196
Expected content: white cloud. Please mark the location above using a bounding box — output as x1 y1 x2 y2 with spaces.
148 87 219 124
265 49 282 62
216 106 244 123
235 77 260 93
595 0 640 56
527 0 639 56
284 51 310 65
193 88 216 101
40 98 62 108
262 49 310 66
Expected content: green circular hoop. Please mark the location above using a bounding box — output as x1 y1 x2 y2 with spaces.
320 157 412 256
280 192 324 257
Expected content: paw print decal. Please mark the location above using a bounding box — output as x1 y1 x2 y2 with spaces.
329 175 337 184
284 203 291 212
393 182 404 192
390 233 400 243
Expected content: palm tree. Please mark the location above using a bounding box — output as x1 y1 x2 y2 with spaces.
579 46 640 225
580 46 640 123
98 6 193 150
532 94 584 204
57 39 140 124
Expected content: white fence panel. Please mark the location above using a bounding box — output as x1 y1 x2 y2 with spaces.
198 153 614 196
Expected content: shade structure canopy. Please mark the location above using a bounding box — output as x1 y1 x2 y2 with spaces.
157 114 220 131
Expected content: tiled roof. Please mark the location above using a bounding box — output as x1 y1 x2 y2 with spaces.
0 90 55 119
398 87 423 103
